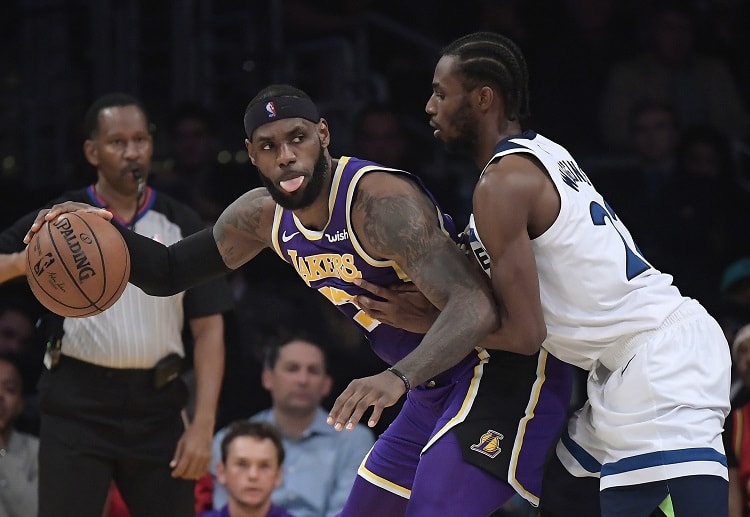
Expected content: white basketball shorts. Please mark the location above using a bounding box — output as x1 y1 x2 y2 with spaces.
556 299 731 490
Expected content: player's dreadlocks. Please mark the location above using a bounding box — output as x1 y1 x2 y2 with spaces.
441 32 530 122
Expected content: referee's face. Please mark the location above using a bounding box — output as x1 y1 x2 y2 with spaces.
85 105 153 197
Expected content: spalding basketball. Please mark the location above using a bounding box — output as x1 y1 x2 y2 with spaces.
25 211 130 318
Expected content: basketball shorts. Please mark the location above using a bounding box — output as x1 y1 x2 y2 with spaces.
357 348 572 507
556 299 731 490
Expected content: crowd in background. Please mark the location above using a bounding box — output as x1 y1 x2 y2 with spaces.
1 1 750 516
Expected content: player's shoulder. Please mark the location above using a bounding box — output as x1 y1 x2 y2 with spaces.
481 153 546 190
355 167 423 200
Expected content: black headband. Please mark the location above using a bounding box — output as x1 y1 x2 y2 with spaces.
244 96 320 138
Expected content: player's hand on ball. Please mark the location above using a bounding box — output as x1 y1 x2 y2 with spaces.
24 202 112 244
354 278 439 334
327 371 407 431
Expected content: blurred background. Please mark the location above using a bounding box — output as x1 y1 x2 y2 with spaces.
1 0 747 227
3 0 750 446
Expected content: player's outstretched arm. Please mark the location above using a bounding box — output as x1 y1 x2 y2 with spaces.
23 200 231 296
121 188 275 295
23 189 275 296
328 173 499 430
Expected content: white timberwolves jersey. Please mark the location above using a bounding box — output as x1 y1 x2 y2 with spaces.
467 132 687 371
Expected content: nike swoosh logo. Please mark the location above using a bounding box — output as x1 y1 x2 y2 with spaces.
621 355 635 374
281 231 300 243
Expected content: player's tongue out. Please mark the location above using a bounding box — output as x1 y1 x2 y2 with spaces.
280 176 304 193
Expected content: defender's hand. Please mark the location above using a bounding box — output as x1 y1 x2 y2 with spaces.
24 203 112 244
327 371 407 431
353 278 439 334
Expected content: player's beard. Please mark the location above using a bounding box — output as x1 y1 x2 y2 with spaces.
258 142 329 210
442 97 479 157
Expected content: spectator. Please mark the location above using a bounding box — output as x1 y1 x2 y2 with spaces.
0 353 38 517
351 103 413 171
662 125 743 312
0 302 35 356
530 0 635 158
697 0 750 108
725 324 750 517
153 102 258 226
0 92 233 517
718 258 750 344
201 421 295 517
0 288 44 436
350 102 470 223
212 333 375 517
593 100 681 272
599 1 746 153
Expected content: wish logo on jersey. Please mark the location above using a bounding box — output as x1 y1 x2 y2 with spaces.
325 229 349 243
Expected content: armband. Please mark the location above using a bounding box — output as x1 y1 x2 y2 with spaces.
387 367 412 392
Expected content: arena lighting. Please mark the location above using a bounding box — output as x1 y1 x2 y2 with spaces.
234 150 249 164
217 150 231 164
2 156 15 172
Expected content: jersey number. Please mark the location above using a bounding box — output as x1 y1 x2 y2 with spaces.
317 285 380 332
589 201 649 280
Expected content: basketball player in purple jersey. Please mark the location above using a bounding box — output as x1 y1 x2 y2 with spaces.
26 84 572 516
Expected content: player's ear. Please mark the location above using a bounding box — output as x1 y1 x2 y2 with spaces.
318 118 330 148
83 139 99 167
476 86 495 112
216 461 227 485
261 368 273 391
245 139 256 166
274 465 283 488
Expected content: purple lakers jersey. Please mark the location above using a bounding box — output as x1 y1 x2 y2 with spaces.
270 156 467 370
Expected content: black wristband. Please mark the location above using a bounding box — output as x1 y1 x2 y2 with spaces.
387 367 411 392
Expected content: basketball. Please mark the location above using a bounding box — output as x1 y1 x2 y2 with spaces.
25 211 131 318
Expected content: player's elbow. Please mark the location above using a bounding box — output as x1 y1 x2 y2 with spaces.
481 321 545 355
517 325 546 355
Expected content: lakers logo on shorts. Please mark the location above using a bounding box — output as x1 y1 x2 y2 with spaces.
470 429 504 458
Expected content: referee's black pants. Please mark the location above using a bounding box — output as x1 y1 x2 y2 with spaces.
37 355 194 517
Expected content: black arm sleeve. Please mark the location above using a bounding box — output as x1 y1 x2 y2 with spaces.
114 225 232 296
